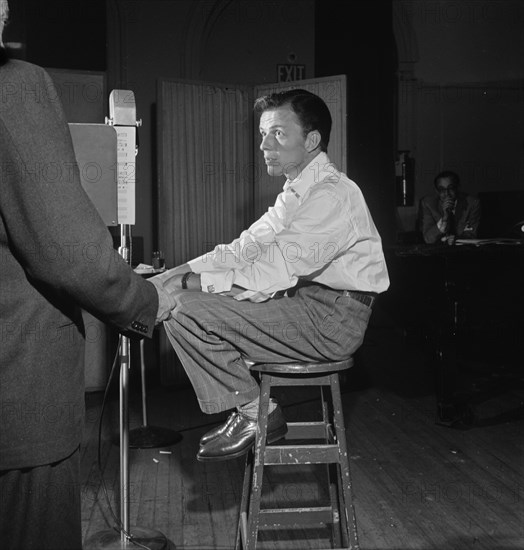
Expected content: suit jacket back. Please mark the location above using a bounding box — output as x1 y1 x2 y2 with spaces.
0 59 158 469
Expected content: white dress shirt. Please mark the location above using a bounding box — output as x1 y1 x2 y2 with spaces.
189 152 389 301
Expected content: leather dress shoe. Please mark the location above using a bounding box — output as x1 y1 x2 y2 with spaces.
199 411 238 446
197 405 287 462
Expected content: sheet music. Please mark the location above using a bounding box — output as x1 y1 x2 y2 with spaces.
116 126 136 225
455 238 522 246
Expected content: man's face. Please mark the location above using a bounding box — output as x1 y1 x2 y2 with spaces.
259 105 310 179
435 177 458 202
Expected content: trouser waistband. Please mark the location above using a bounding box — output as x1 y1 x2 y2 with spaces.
283 282 377 308
339 289 377 308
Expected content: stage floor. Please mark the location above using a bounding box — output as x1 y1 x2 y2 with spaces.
80 357 524 550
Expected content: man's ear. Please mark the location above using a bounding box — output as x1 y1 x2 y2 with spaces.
305 130 321 152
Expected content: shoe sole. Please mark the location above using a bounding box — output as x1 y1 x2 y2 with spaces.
196 424 288 462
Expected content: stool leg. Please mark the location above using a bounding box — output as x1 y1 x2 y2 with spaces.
236 450 254 550
245 373 272 549
321 384 343 548
331 373 360 550
320 384 330 438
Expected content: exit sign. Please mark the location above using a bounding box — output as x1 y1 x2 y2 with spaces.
277 64 306 82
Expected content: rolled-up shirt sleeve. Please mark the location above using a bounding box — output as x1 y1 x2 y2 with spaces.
187 203 284 294
186 152 389 298
189 187 354 297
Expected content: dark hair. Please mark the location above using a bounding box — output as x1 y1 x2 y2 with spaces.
434 170 460 188
254 89 332 152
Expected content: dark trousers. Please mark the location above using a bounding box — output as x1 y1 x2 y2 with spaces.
0 448 82 550
164 284 372 414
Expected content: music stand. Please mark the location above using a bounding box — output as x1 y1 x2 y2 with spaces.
81 91 171 549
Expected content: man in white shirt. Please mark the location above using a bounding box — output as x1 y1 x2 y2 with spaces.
151 89 389 461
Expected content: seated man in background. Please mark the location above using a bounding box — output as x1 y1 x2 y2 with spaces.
152 89 389 462
419 170 481 244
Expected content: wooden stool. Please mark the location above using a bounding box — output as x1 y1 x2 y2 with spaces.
236 358 359 550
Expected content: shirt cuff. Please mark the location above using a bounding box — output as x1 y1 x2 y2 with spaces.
200 270 234 294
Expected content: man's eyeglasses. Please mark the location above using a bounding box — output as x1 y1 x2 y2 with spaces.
437 184 457 194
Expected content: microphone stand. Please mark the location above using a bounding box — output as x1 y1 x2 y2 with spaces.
85 226 169 550
84 91 170 550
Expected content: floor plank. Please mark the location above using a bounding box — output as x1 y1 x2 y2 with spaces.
80 372 524 550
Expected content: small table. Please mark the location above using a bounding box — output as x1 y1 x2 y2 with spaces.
384 241 524 426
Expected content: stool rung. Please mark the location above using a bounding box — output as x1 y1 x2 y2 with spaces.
258 506 334 527
286 421 330 440
267 375 333 387
264 444 340 465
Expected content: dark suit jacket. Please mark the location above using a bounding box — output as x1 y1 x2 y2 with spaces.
419 192 481 244
0 59 158 469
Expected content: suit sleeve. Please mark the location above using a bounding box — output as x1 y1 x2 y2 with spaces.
0 64 158 338
420 197 444 244
465 197 481 238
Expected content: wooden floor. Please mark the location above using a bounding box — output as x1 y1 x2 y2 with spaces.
79 340 524 550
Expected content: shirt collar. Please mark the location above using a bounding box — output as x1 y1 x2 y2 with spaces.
283 152 330 200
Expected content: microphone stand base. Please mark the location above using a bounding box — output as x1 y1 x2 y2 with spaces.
84 527 171 549
129 425 183 449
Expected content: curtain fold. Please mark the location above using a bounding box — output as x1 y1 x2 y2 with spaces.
158 80 253 268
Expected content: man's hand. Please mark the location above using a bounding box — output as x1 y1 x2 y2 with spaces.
149 263 191 292
441 196 455 218
231 288 271 303
147 279 177 323
148 266 204 323
441 234 456 246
